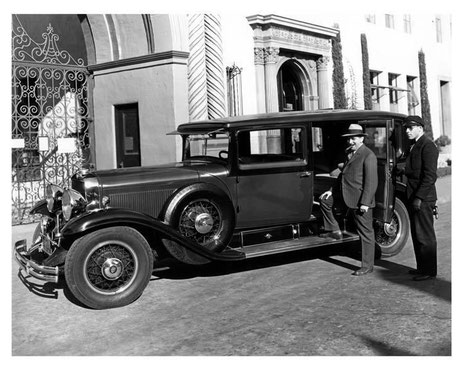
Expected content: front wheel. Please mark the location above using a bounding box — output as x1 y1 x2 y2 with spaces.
374 198 410 257
65 227 154 309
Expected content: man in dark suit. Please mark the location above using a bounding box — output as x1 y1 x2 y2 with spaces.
319 124 378 276
403 115 439 281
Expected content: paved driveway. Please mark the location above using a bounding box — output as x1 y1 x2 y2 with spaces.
11 177 451 356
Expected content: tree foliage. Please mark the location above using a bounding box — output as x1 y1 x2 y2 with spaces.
361 33 372 110
418 50 434 139
332 25 347 109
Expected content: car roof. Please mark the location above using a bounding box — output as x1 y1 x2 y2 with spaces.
173 109 408 134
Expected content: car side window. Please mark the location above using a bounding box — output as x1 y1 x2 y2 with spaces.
237 127 306 169
184 132 229 160
364 127 387 158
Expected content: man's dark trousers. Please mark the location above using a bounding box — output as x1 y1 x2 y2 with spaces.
408 201 437 276
320 196 375 269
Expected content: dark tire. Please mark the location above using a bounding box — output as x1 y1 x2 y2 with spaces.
374 198 410 257
164 191 234 265
64 227 154 309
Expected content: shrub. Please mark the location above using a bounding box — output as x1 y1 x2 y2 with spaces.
434 135 451 148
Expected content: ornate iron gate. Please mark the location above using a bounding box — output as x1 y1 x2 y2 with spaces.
12 18 92 224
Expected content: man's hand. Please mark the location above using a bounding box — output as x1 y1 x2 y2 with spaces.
412 198 422 211
320 190 332 200
359 205 369 214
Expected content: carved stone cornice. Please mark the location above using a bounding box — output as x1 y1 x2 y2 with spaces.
270 26 331 52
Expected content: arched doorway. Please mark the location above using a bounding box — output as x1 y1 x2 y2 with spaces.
11 14 92 224
277 60 304 112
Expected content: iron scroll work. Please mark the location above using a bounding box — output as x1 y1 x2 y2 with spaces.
12 18 92 224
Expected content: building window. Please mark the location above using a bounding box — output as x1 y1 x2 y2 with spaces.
226 64 243 116
365 14 376 24
385 14 395 29
403 14 412 33
435 16 442 43
370 71 381 110
389 73 400 112
407 76 419 115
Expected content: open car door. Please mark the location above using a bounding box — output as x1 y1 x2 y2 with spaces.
361 119 395 223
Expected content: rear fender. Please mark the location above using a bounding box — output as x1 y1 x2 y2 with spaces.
60 208 244 262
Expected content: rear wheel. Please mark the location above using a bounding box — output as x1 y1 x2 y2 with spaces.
375 198 410 257
65 227 154 309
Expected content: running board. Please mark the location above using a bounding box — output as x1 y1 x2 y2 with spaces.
242 232 359 259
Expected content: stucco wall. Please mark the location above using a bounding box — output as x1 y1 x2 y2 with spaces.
92 59 188 170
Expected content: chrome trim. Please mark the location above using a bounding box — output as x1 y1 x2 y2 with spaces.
14 239 59 283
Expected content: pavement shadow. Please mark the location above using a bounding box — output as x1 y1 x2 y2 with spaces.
16 268 92 309
374 259 451 303
358 335 421 356
320 256 451 303
360 335 417 355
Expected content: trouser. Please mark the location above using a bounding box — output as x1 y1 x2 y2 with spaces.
408 200 437 276
320 195 375 269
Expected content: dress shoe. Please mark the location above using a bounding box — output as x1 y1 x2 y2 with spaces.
319 230 343 240
352 267 373 276
412 274 436 281
408 269 423 275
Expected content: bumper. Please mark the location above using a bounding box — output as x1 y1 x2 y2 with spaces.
14 239 59 283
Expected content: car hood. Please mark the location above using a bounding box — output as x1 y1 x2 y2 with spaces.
93 161 228 192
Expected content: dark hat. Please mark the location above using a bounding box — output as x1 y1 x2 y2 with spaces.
342 124 367 137
404 115 424 127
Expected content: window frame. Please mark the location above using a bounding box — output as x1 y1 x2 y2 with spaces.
236 126 308 171
385 14 395 29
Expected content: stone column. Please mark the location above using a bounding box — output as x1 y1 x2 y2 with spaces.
188 14 208 120
317 56 330 109
187 14 226 121
254 47 267 114
264 46 280 113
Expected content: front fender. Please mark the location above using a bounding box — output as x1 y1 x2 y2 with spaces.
29 199 53 217
61 208 244 262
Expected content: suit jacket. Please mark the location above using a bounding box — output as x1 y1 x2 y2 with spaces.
335 144 378 209
404 134 438 202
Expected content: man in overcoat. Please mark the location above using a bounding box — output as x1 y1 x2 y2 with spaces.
403 115 439 281
319 124 378 276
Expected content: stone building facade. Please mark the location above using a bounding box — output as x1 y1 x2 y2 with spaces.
11 13 452 223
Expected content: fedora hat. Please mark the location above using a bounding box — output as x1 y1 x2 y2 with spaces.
342 124 367 137
404 115 424 127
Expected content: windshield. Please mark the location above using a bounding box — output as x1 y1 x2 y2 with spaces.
183 132 229 160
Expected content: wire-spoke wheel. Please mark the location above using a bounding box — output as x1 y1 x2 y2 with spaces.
164 190 234 265
375 198 410 257
178 198 223 246
65 227 153 309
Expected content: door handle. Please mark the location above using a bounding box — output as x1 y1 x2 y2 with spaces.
299 171 311 178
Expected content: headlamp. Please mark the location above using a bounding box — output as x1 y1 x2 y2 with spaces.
62 188 85 221
45 184 64 212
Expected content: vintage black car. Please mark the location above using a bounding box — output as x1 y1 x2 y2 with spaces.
15 110 412 309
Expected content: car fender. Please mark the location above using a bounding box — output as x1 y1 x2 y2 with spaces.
163 182 235 224
29 199 53 217
60 208 244 262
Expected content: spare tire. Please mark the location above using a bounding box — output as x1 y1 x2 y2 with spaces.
163 186 235 264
